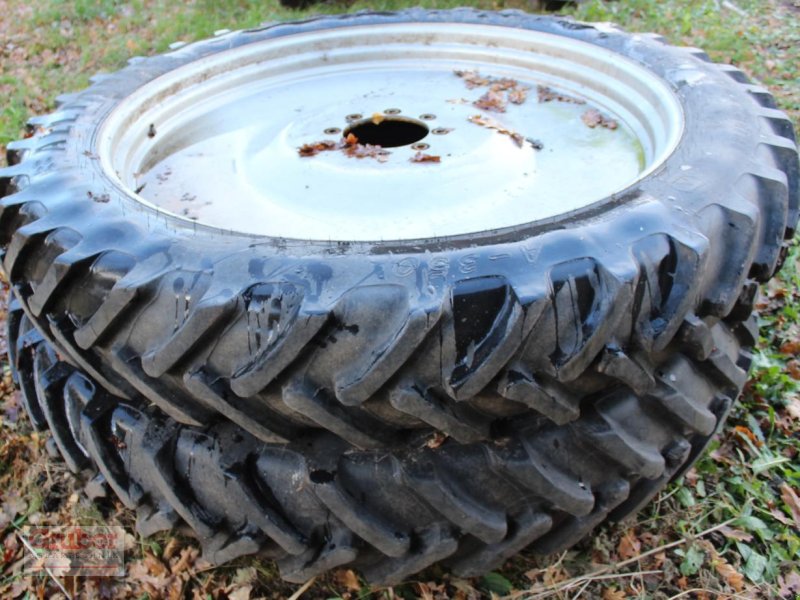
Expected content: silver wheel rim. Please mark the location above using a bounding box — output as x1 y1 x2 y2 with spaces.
98 22 684 241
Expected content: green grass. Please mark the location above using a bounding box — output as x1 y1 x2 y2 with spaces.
1 0 798 598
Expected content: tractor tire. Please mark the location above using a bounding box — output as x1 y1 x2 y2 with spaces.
1 9 797 584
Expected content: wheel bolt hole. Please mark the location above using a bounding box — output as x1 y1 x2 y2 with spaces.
344 117 429 148
324 127 341 135
411 142 429 151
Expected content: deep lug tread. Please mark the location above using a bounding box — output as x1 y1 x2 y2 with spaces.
443 277 525 400
486 441 595 517
401 455 508 544
141 289 240 378
448 508 552 577
595 346 656 396
107 347 211 426
362 524 459 585
281 381 388 449
576 396 666 479
33 345 91 473
314 475 412 557
336 304 443 406
28 245 102 317
389 386 490 443
47 319 134 399
497 366 580 425
277 528 358 583
183 370 294 443
676 315 714 361
230 311 329 398
532 479 630 555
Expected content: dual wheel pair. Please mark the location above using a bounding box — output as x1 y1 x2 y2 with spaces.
1 9 797 584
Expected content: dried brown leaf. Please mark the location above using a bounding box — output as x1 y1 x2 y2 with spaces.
602 587 626 600
334 568 361 592
779 482 800 526
717 525 753 542
581 108 619 130
537 85 586 104
779 340 800 354
144 552 169 577
508 87 528 104
410 152 441 163
228 585 253 600
426 432 448 449
787 397 800 421
770 507 792 526
468 114 528 148
454 69 490 89
170 546 196 575
778 571 800 598
714 558 745 592
733 425 762 447
162 537 180 560
298 134 390 162
298 140 337 157
617 529 642 560
474 89 507 113
787 360 800 380
700 540 745 592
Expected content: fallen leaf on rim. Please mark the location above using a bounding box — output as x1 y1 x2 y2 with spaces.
474 89 507 113
454 69 491 89
468 114 526 148
581 108 619 130
508 87 529 104
537 84 586 104
298 140 337 157
410 152 441 163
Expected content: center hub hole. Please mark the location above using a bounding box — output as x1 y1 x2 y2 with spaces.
344 117 429 148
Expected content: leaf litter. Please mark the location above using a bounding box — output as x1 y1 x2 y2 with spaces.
468 114 542 150
581 107 619 130
298 133 390 162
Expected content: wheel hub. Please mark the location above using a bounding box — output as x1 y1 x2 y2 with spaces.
98 23 684 240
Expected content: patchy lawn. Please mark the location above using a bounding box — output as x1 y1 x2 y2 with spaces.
1 0 798 598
